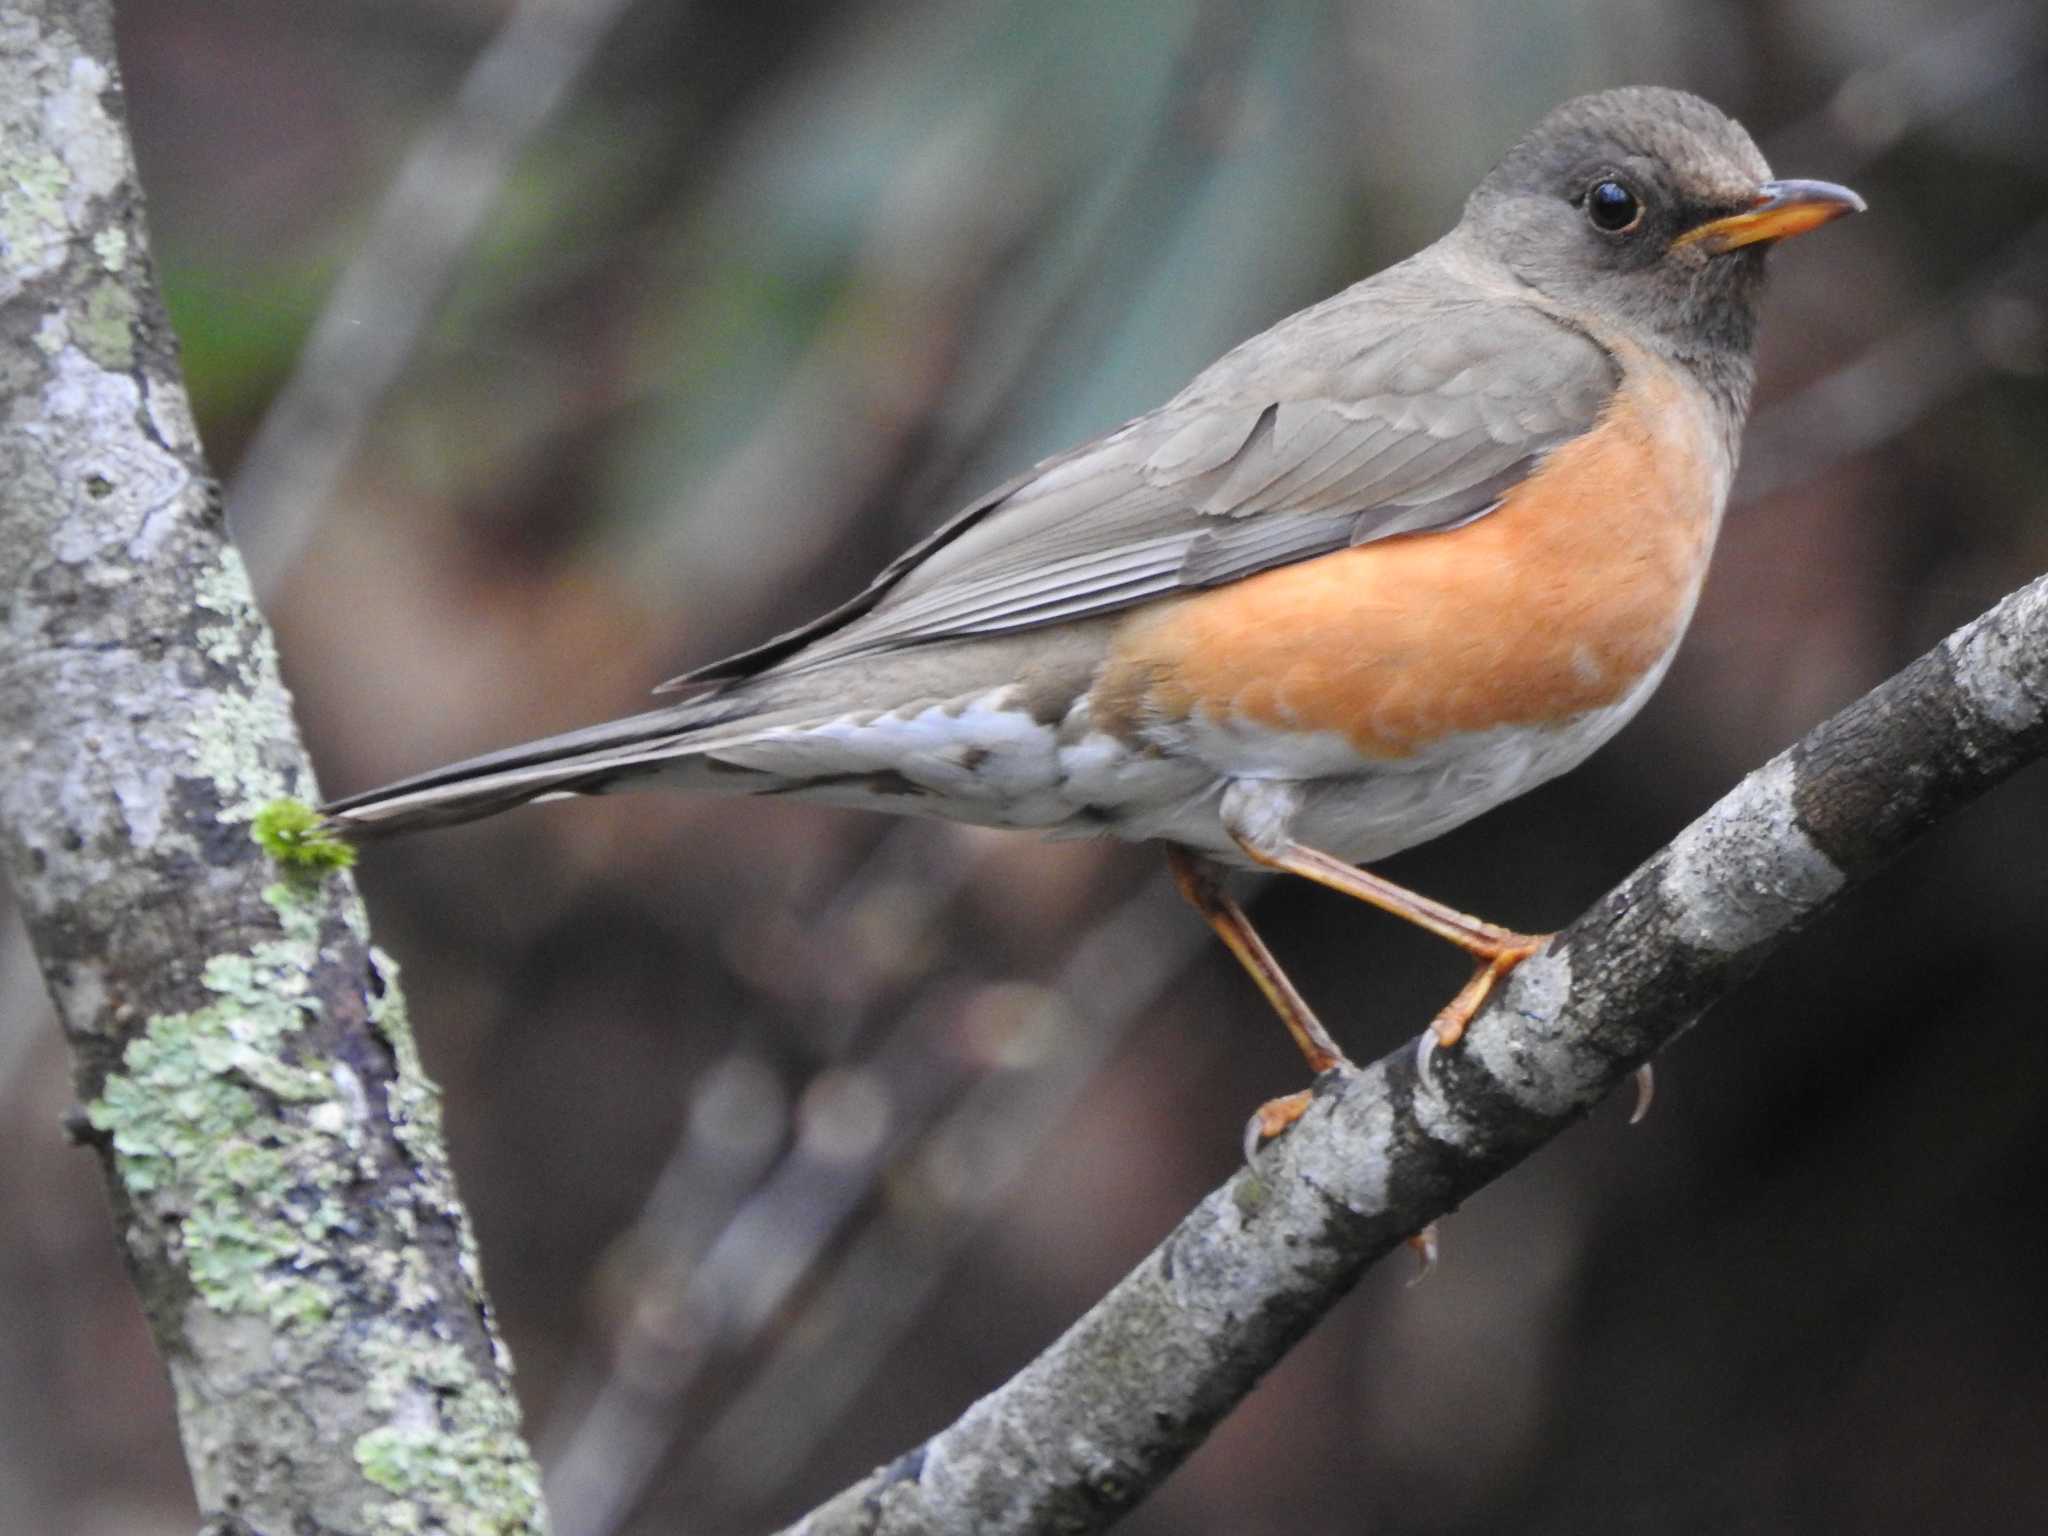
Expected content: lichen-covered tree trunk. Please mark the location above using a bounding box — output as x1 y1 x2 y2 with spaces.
0 4 547 1531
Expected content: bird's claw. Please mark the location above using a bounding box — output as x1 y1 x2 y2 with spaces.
1242 1088 1315 1163
1628 1062 1655 1124
1406 1224 1440 1285
1414 1011 1465 1081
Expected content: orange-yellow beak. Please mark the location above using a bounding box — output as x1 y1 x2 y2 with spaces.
1676 178 1867 254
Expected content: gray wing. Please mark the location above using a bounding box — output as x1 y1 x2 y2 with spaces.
681 284 1617 687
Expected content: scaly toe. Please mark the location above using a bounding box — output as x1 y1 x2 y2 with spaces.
1243 1088 1315 1162
1428 1005 1473 1052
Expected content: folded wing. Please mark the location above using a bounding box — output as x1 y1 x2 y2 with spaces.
682 290 1618 686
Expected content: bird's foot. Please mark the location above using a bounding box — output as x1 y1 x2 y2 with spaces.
1242 1088 1315 1163
1415 931 1550 1075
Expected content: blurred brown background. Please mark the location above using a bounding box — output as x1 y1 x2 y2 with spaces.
4 1 2047 1532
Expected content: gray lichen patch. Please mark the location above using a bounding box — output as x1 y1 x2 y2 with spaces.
78 272 138 368
85 878 545 1532
0 143 68 303
193 547 272 666
1949 581 2048 733
1296 1073 1395 1215
1660 755 1844 956
32 339 190 566
186 550 313 819
86 883 347 1330
0 41 123 306
355 1336 546 1536
189 685 298 822
145 369 206 457
92 223 127 271
362 945 506 1342
1465 947 1611 1120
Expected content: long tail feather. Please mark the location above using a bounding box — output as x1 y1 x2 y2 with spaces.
320 701 743 839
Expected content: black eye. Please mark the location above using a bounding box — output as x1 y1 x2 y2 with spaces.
1585 179 1642 233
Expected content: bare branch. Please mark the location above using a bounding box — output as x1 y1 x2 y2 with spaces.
782 572 2048 1536
0 4 546 1530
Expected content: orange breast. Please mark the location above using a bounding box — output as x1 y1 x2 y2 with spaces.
1092 367 1725 759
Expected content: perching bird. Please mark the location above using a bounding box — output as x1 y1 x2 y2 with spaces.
323 87 1863 1139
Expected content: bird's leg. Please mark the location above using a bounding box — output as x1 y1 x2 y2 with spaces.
1166 846 1352 1149
1220 827 1656 1114
1229 835 1548 1049
1216 783 1548 1053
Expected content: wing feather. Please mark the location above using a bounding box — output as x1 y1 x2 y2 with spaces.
677 281 1620 687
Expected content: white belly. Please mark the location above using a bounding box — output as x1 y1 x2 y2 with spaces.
665 649 1671 868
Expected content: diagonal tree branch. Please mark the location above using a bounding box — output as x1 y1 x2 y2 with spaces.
0 4 547 1530
782 571 2048 1536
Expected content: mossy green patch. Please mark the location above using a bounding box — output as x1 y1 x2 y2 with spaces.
253 798 357 874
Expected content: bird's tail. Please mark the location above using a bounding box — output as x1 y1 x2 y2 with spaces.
319 698 754 840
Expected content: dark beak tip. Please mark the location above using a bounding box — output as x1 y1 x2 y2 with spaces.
1761 177 1868 217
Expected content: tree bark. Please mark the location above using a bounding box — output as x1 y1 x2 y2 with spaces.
782 571 2048 1535
0 4 547 1531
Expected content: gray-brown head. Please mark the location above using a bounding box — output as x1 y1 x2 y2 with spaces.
1454 87 1862 412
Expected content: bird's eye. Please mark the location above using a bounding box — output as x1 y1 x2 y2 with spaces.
1585 179 1642 234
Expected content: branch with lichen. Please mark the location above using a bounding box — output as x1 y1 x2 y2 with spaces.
782 573 2048 1536
0 4 546 1532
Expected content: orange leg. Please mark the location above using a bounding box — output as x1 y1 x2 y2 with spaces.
1224 833 1549 1050
1167 847 1351 1149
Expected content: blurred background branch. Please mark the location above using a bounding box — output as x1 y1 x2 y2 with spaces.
2 2 2043 1533
228 0 639 598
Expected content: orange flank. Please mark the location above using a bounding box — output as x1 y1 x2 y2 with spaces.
1094 368 1723 758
